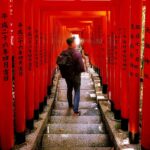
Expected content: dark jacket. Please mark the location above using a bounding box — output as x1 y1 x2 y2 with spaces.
66 48 85 74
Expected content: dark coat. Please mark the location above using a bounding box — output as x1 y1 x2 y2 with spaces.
66 48 85 74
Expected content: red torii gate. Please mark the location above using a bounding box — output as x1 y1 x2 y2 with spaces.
0 0 150 149
0 1 14 149
141 0 150 149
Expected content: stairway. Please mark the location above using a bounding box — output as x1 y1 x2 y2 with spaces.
41 72 113 150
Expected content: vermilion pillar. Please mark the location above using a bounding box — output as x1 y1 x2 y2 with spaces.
33 0 40 120
91 20 101 73
112 0 121 120
129 0 142 143
82 26 92 63
120 0 130 131
141 0 150 149
25 0 34 130
0 1 14 149
45 14 49 102
94 19 102 85
49 18 55 81
39 11 44 113
13 0 26 144
43 13 48 106
109 9 115 112
47 17 53 95
101 16 108 94
107 11 115 112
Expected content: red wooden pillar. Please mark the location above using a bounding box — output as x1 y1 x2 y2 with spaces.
47 16 51 94
109 8 115 112
97 20 102 77
39 11 44 113
13 0 26 144
129 0 142 143
0 1 14 149
107 11 113 111
120 0 130 131
92 21 100 71
101 16 108 94
49 18 54 80
43 13 48 106
33 0 40 120
141 0 150 149
45 14 49 98
107 11 113 107
114 11 121 119
52 18 56 82
47 17 53 95
110 1 121 118
25 0 34 130
82 26 92 61
89 26 94 66
92 22 98 71
95 23 100 70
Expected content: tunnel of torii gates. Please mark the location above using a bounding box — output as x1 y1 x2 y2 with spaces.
0 0 150 149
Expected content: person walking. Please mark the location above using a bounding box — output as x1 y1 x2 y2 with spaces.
57 37 85 116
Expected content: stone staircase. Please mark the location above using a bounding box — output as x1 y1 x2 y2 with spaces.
41 72 113 150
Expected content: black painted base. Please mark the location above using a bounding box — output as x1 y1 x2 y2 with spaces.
15 131 26 145
47 85 51 95
34 109 39 120
94 66 98 73
26 119 34 130
44 96 47 106
102 84 108 94
39 101 44 113
114 109 121 120
129 131 139 144
109 100 115 112
121 118 128 131
100 76 103 86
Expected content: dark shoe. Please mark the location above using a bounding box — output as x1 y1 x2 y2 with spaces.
73 111 81 116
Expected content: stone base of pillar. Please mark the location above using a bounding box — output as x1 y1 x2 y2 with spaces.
102 84 108 94
34 109 39 120
121 118 128 131
15 131 26 145
114 109 121 120
39 101 44 113
129 131 139 144
26 119 34 130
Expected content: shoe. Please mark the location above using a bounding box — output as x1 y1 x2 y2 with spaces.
73 111 81 116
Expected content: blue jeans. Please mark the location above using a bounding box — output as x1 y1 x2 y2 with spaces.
73 87 80 112
65 74 81 113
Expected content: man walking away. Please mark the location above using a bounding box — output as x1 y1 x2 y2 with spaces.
57 37 85 116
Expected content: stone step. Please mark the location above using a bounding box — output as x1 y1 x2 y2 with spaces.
54 101 98 110
57 89 96 102
42 134 111 147
58 85 94 90
50 116 101 124
58 97 96 102
42 147 113 150
45 124 106 134
58 80 94 90
51 108 100 116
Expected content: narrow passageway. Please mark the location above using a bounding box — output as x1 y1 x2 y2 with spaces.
0 0 150 149
41 60 113 149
